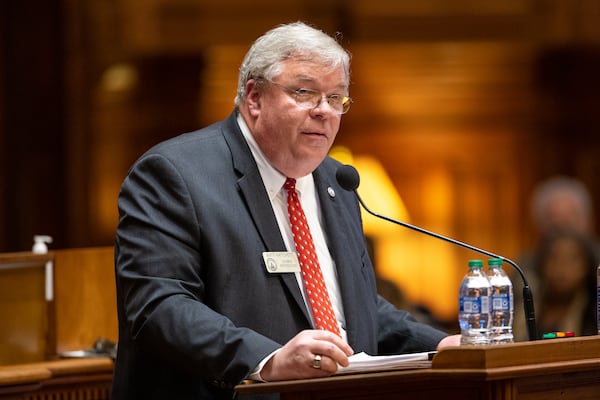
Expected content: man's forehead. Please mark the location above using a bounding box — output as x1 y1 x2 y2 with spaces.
277 61 348 85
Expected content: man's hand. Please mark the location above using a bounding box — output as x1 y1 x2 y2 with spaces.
260 330 354 381
436 334 461 349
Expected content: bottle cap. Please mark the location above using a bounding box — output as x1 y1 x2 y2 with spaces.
468 259 483 268
488 258 503 266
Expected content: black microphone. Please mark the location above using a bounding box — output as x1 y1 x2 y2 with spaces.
336 164 538 342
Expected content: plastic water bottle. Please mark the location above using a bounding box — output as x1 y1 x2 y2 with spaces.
487 258 514 344
459 259 491 345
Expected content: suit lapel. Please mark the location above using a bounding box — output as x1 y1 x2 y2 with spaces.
221 113 311 324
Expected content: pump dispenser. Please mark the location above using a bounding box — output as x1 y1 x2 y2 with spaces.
32 235 54 301
32 235 53 254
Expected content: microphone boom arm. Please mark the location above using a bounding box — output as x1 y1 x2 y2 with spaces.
354 190 538 341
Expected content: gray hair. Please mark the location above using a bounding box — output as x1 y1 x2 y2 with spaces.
531 175 594 232
234 22 351 106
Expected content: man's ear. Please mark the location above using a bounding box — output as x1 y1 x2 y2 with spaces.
245 79 262 116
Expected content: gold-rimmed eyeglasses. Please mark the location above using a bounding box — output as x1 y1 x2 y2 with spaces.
265 80 353 115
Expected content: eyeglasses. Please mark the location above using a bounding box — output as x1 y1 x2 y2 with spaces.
266 80 353 115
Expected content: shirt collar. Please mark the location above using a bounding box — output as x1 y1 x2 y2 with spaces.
237 113 314 200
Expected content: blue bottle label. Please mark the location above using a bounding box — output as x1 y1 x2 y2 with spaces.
491 293 511 311
460 296 489 313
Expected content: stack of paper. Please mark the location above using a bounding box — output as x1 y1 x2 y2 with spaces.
337 351 435 374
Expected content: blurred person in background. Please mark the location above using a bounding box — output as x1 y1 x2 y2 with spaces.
513 176 599 340
532 176 595 235
514 229 598 339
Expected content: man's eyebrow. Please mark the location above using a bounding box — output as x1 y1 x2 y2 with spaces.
293 75 317 84
293 76 348 91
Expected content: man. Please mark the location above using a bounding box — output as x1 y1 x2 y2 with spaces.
112 22 459 400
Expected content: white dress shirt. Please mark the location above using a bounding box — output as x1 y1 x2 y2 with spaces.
237 114 347 339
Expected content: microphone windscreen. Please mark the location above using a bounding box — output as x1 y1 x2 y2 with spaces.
336 165 360 191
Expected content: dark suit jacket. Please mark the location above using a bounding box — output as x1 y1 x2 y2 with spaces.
111 111 447 400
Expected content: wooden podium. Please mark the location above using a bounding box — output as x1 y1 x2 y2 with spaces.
236 336 600 400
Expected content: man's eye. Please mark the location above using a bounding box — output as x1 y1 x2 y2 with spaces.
294 89 315 97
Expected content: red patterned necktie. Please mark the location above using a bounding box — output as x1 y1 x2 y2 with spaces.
284 178 340 336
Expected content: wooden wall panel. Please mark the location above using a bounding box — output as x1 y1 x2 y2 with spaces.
0 248 117 364
118 0 341 54
0 262 49 364
0 0 67 252
53 247 117 354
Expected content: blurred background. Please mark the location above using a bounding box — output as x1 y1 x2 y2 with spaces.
1 0 599 328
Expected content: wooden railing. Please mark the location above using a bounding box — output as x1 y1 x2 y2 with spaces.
0 358 113 400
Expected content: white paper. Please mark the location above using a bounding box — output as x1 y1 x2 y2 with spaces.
337 351 435 374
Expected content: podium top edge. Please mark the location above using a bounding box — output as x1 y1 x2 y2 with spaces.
432 335 600 370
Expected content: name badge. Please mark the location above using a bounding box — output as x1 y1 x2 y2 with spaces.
262 251 301 273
